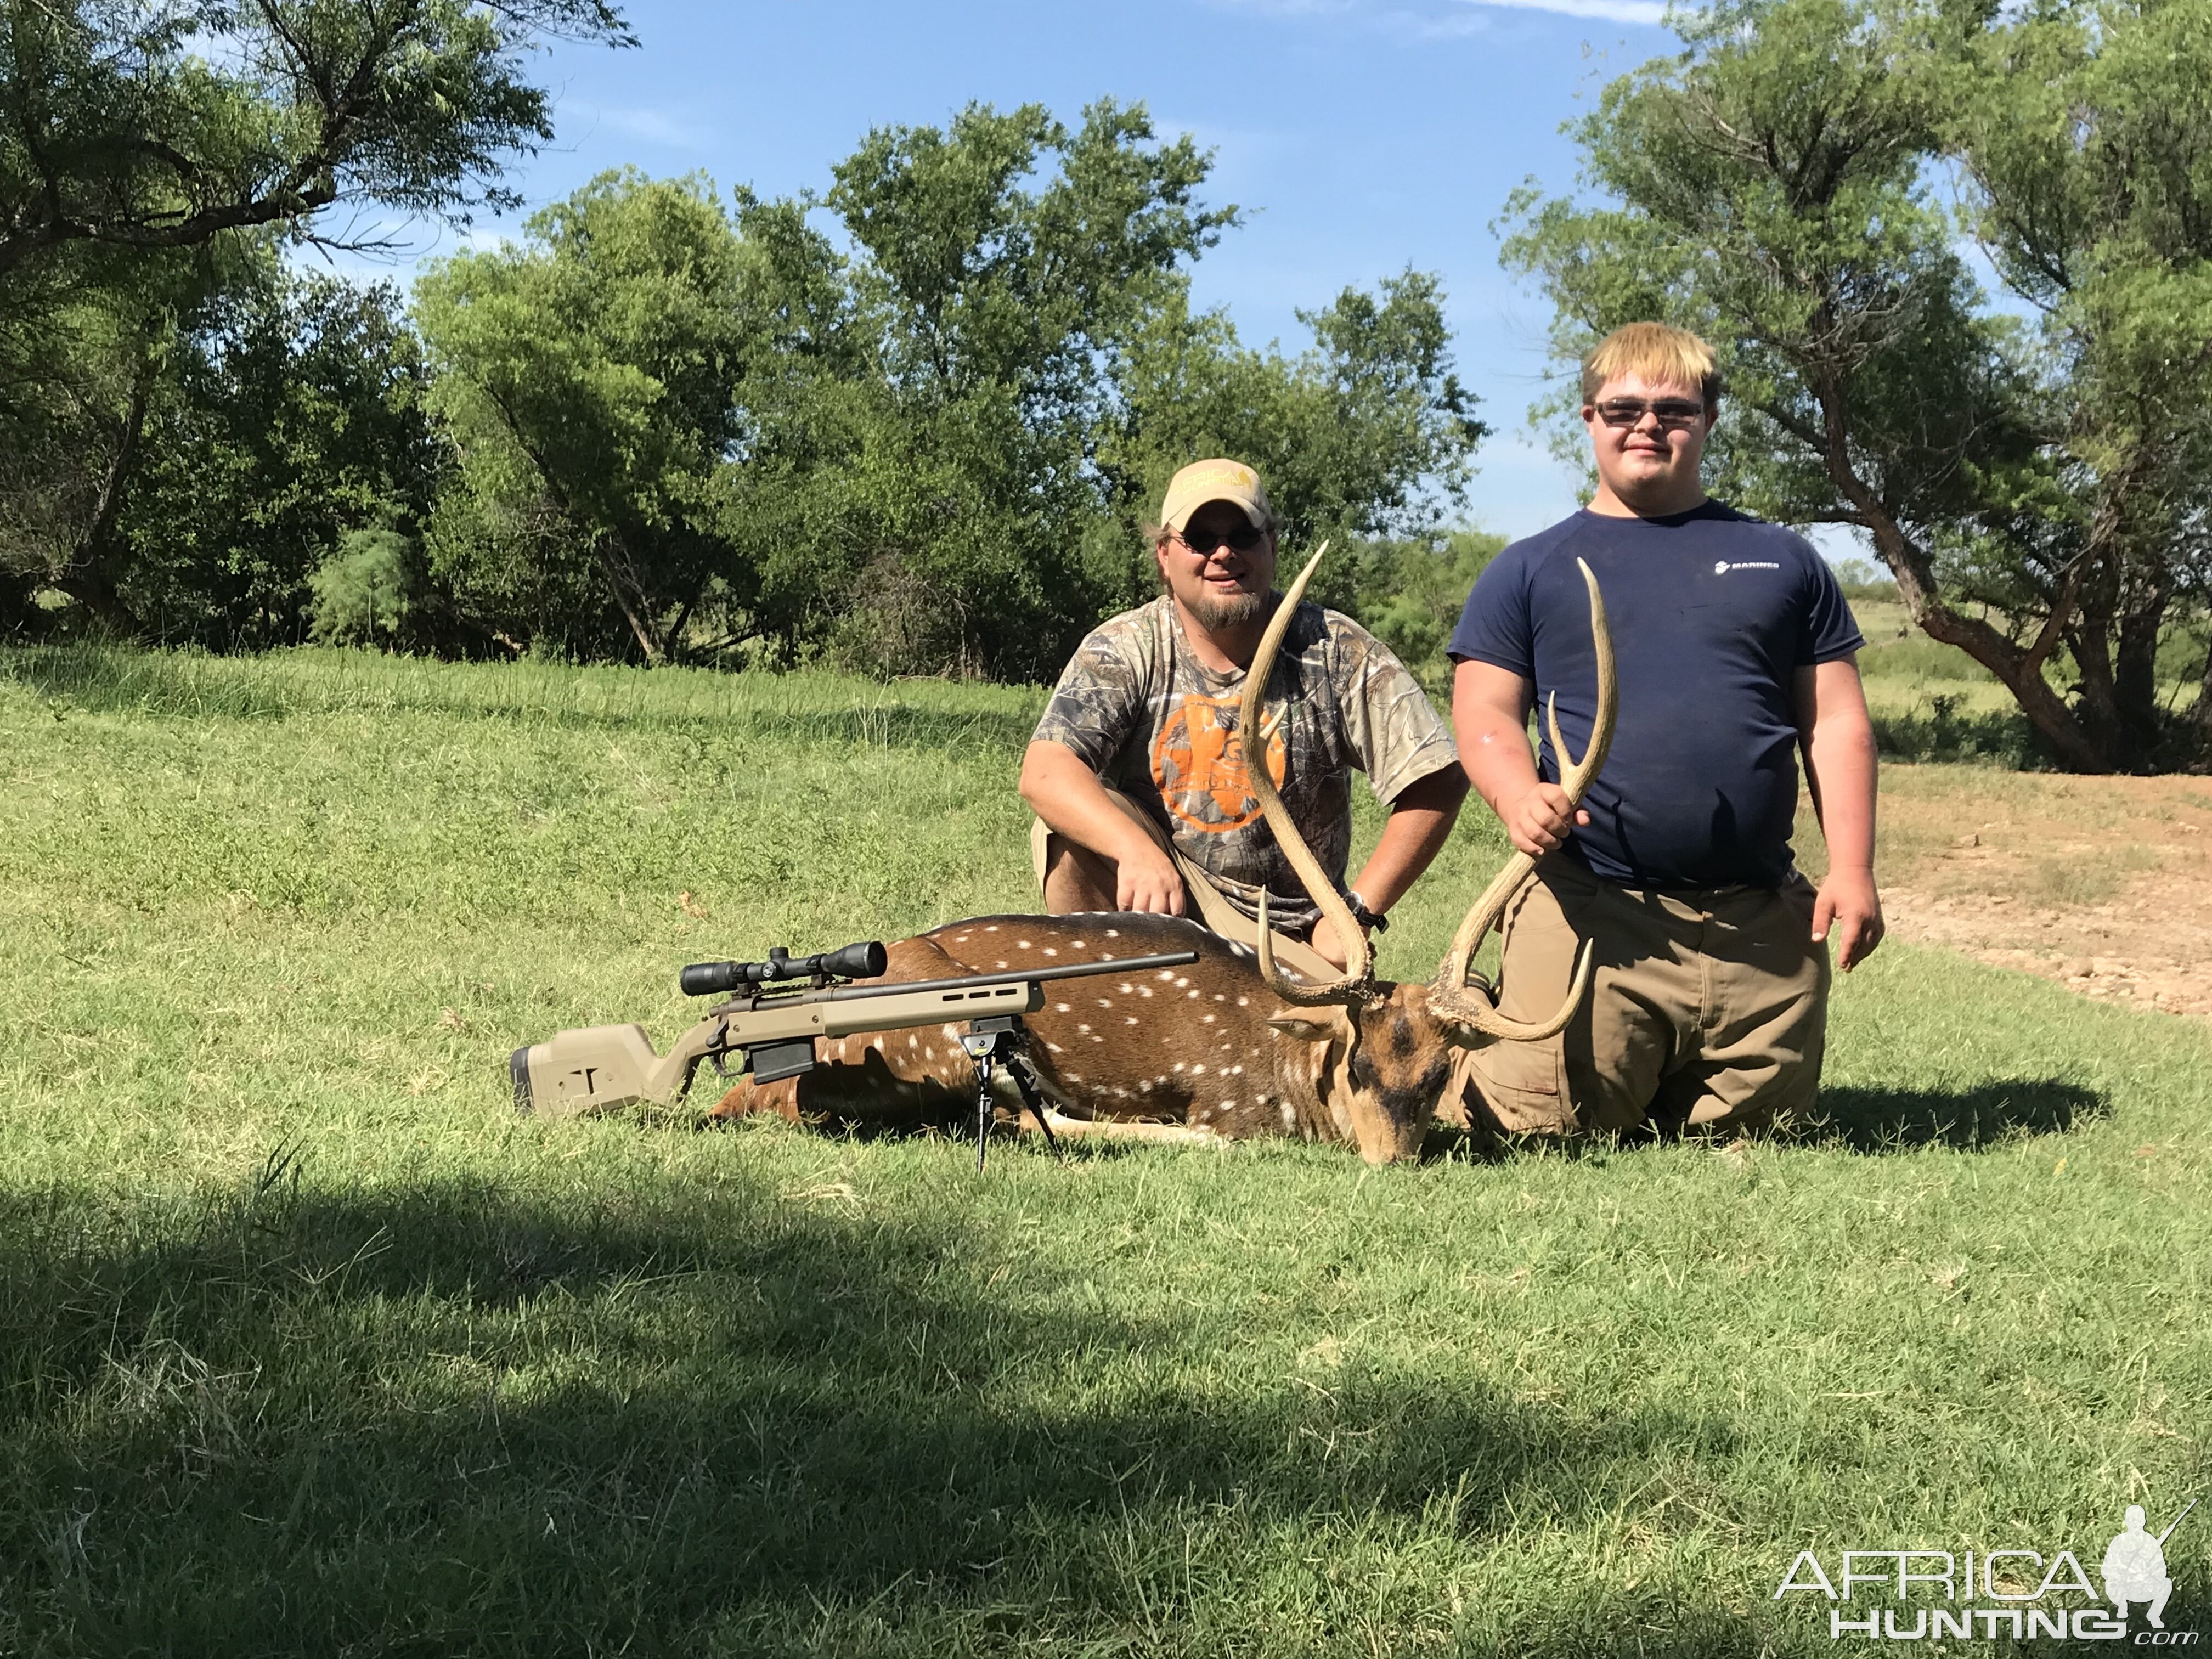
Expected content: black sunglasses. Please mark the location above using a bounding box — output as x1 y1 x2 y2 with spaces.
1177 523 1266 555
1592 397 1707 430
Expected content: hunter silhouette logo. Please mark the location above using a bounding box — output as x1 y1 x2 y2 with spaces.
2106 1501 2193 1629
1150 693 1287 833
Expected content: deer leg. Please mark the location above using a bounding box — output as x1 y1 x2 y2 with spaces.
1023 1109 1229 1149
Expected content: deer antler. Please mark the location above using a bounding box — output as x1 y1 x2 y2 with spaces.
1430 557 1616 1041
1235 541 1376 1008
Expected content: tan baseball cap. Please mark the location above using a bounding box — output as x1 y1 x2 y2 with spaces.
1158 458 1274 535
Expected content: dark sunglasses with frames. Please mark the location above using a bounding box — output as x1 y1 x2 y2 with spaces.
1175 522 1267 555
1590 396 1707 430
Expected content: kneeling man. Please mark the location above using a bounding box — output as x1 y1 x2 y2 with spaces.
1022 459 1468 975
1451 324 1883 1136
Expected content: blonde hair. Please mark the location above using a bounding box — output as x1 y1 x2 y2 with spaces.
1581 322 1722 406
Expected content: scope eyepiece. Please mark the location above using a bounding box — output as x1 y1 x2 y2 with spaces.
679 939 888 997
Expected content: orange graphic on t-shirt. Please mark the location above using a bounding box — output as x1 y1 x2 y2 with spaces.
1150 693 1287 833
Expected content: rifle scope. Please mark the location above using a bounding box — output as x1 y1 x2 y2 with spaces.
679 940 889 997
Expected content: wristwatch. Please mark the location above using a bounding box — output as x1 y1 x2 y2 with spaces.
1344 890 1390 933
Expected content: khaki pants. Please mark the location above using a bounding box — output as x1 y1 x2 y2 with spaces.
1464 858 1829 1137
1030 790 1341 984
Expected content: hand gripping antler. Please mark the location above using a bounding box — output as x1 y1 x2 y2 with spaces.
1429 557 1616 1041
1235 542 1378 1008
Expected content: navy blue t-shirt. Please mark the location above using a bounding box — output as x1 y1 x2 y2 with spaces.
1448 501 1864 890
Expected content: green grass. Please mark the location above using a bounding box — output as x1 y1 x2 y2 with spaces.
3 645 2210 1656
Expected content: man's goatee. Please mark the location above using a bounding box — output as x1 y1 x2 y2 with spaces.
1188 589 1271 631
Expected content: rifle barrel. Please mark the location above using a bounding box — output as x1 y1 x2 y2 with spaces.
2157 1498 2197 1546
756 947 1199 1007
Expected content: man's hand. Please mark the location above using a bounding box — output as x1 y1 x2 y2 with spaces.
1502 781 1590 859
1310 914 1369 972
1116 842 1187 916
1813 865 1884 972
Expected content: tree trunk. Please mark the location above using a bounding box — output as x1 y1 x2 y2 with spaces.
53 368 153 640
591 534 664 666
2113 567 2174 767
1804 375 2115 772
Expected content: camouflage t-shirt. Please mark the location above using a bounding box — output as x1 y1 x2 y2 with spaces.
1031 595 1460 934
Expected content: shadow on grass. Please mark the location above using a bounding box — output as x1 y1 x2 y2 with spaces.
0 644 1039 755
0 1162 1787 1656
1777 1077 2109 1152
1429 1077 2108 1164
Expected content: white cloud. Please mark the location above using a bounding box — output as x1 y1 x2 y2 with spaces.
1209 0 1672 31
1452 0 1671 25
562 101 713 151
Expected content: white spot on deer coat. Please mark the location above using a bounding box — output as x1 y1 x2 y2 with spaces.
1043 947 1058 957
1125 1017 1139 1025
1219 1100 1237 1113
984 926 999 933
1056 1003 1070 1013
1077 1024 1091 1034
1046 1042 1064 1053
1201 1014 1215 1023
1190 1064 1207 1076
1279 1101 1296 1128
1237 996 1249 1007
1105 928 1119 938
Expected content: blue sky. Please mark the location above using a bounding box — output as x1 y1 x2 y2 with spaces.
332 0 1689 540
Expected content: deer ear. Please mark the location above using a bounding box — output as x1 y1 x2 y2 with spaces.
1267 1013 1345 1045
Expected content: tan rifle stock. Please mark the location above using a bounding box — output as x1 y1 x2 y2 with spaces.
512 948 1199 1120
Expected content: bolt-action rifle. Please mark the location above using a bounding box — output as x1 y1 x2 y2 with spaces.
510 938 1200 1167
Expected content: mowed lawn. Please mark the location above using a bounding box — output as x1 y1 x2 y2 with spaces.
2 646 2208 1658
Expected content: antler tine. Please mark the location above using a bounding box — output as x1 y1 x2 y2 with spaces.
1431 557 1616 1038
1237 541 1374 1008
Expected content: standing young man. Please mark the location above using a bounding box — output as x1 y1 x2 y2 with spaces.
1022 458 1467 975
1450 324 1883 1136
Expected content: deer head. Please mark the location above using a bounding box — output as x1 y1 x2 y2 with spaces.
1237 547 1617 1163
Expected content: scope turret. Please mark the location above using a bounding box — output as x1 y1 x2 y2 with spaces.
679 940 889 997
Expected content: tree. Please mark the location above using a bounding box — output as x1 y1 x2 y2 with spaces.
1104 273 1488 613
415 170 747 664
0 0 633 287
0 239 234 634
778 99 1239 680
1500 0 2212 772
117 268 443 648
0 0 633 643
1951 0 2212 764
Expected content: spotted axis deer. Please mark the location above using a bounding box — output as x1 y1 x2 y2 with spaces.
714 554 1616 1163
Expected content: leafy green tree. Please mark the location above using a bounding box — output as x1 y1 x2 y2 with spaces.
0 239 234 634
1951 0 2212 764
0 0 632 642
1501 0 2210 772
0 0 632 287
115 269 443 648
781 99 1237 680
415 170 747 664
1104 273 1487 613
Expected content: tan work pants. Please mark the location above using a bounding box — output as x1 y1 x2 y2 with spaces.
1464 857 1830 1137
1030 790 1340 984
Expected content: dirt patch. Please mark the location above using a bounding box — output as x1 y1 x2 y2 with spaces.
1836 770 2212 1018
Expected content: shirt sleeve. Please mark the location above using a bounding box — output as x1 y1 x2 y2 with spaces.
1798 547 1867 664
1447 541 1536 676
1327 612 1462 805
1030 618 1149 773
